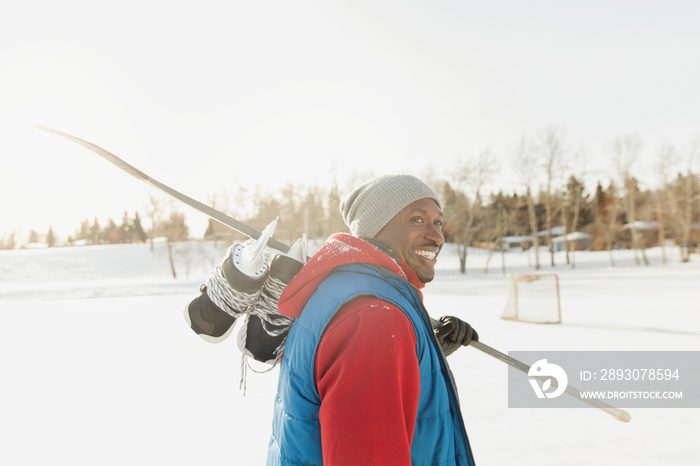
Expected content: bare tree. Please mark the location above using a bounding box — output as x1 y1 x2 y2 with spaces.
445 150 498 273
481 193 515 274
686 140 700 257
611 134 648 265
533 126 569 266
146 193 189 278
656 143 680 262
203 192 236 245
561 175 587 267
441 182 469 272
276 183 303 242
561 145 589 267
513 136 541 269
302 185 330 240
146 192 165 251
602 182 623 266
326 183 349 236
161 208 190 279
657 140 700 262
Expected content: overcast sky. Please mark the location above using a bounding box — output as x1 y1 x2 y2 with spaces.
1 0 699 238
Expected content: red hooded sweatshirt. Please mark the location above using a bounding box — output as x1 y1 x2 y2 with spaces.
278 233 425 465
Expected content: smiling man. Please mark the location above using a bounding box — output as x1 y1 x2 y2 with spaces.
267 174 477 466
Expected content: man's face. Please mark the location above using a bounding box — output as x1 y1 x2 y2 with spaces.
374 198 444 283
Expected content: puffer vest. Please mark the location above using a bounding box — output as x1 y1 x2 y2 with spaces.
266 263 475 466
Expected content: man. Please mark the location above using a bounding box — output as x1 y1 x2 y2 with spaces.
267 174 477 466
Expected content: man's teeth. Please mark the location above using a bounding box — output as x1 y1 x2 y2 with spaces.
415 250 436 260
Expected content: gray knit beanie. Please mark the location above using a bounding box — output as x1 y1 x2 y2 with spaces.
340 174 441 238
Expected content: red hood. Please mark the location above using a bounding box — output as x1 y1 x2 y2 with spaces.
278 233 424 318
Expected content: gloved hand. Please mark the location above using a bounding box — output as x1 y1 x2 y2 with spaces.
433 316 479 356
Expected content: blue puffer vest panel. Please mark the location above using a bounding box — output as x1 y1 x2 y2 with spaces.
266 263 475 466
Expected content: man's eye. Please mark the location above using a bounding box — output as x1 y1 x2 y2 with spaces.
411 217 424 223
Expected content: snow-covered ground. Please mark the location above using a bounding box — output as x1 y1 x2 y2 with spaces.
1 241 698 465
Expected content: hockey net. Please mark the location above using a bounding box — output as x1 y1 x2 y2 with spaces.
501 273 561 324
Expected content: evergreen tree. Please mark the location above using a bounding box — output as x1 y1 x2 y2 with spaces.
163 210 189 242
1 232 16 250
105 218 119 243
326 184 348 235
47 225 56 247
90 218 101 244
119 211 132 243
76 218 91 242
132 212 147 243
204 218 216 239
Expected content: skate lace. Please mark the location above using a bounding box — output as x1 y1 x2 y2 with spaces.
238 273 294 394
203 253 296 395
205 264 261 316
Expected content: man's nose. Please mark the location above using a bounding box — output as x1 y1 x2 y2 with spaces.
426 223 444 245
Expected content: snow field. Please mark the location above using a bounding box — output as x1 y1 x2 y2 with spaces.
0 242 698 465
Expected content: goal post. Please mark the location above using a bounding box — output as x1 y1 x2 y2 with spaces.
501 273 562 324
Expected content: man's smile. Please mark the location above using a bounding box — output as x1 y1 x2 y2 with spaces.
414 248 438 261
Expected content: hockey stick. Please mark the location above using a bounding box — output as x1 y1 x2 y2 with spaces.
471 340 631 423
35 125 291 254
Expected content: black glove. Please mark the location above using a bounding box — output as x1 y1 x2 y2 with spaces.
433 316 478 356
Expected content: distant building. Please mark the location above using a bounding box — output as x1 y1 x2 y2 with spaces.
501 235 532 251
551 231 592 251
502 226 592 252
623 221 659 248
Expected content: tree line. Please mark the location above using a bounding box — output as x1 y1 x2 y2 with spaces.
438 129 699 272
1 194 189 251
4 128 698 274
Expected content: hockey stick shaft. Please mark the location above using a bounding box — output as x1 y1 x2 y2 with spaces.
471 340 631 423
35 125 291 253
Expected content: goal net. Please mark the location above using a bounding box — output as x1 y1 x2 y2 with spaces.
501 273 561 324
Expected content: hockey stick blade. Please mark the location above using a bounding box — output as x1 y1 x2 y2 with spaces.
471 341 631 423
35 125 291 254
